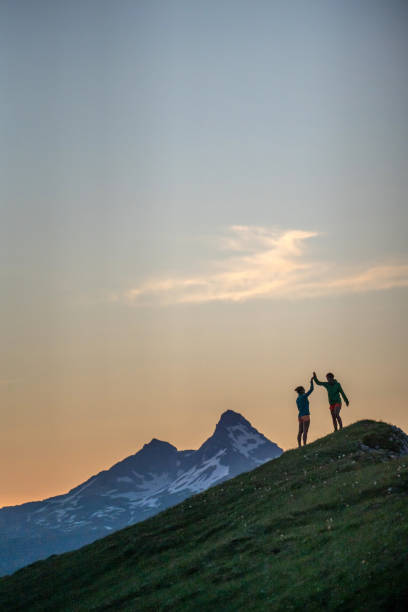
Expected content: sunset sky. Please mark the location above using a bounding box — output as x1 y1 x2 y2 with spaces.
1 0 408 507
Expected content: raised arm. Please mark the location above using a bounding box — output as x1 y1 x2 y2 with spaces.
339 384 349 406
312 371 324 386
305 379 314 397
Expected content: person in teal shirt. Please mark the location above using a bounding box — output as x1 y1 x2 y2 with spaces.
295 378 314 447
313 371 349 431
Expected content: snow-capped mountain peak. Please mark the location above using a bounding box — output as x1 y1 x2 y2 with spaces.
198 410 280 465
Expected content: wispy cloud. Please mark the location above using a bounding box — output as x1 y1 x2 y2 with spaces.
122 226 408 305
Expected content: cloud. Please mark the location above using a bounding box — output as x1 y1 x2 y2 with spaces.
123 226 408 305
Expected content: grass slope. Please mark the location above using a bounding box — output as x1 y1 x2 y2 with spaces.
1 420 408 611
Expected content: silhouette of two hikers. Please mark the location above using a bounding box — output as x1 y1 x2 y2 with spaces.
294 371 349 447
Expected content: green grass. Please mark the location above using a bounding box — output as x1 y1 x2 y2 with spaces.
1 420 408 611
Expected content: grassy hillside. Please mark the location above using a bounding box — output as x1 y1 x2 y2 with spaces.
1 420 408 611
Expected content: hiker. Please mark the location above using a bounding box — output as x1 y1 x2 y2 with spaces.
295 377 314 447
312 371 349 431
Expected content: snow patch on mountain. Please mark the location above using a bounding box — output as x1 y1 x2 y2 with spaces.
227 424 265 457
117 477 133 484
169 449 229 494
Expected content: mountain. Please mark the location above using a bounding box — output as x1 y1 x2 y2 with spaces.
0 410 282 576
0 420 407 611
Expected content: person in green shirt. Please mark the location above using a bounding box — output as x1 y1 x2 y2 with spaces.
312 371 349 431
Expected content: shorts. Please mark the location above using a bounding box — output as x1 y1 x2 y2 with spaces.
298 415 310 423
330 403 341 413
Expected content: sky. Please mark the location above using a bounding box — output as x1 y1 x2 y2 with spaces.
1 0 407 507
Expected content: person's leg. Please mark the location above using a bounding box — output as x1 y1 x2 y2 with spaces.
335 405 343 430
331 409 338 431
297 421 303 447
303 420 310 445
